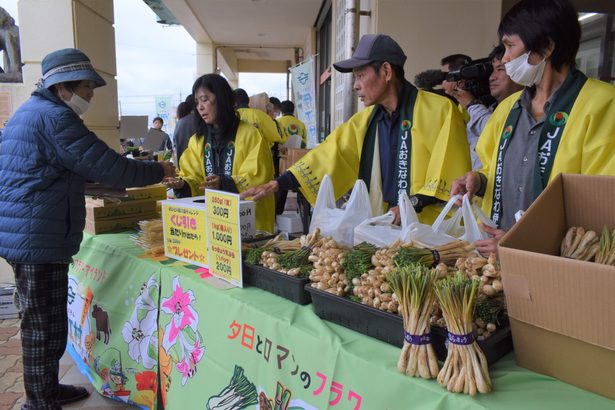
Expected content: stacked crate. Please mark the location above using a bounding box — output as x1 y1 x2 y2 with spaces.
84 184 167 234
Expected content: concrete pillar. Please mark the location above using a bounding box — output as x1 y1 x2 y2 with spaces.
196 41 216 76
14 0 120 150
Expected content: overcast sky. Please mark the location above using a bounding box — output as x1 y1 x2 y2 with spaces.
1 0 287 123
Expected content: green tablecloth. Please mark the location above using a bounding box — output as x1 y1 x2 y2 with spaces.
66 232 615 410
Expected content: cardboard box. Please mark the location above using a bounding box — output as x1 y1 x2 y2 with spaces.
276 212 303 233
0 285 19 319
85 213 159 235
280 148 310 173
86 184 167 206
499 173 615 400
86 199 158 220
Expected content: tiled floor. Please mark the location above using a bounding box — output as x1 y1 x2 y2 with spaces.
0 318 135 409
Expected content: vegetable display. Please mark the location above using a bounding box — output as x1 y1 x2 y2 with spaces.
351 241 402 313
341 242 377 281
595 225 615 265
561 227 599 261
393 240 476 268
560 225 615 265
388 264 439 379
455 254 503 297
434 274 492 395
308 236 349 295
248 230 322 277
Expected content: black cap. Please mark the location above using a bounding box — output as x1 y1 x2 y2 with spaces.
333 34 407 73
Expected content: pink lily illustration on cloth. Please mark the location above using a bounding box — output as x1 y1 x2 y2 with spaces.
161 276 199 352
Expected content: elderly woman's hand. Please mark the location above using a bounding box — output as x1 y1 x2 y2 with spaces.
159 161 176 178
162 176 185 190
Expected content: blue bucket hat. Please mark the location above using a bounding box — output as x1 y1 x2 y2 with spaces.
41 48 106 89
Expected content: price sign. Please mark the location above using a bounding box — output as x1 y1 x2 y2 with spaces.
162 202 208 267
206 190 243 287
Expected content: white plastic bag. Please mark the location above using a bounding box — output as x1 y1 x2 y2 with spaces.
404 222 457 247
309 175 372 246
353 212 401 247
353 192 420 247
431 194 464 237
460 194 493 243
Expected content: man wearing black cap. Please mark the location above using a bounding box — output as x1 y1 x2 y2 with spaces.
242 34 470 225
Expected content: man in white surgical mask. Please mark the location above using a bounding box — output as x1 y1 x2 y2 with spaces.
451 0 615 256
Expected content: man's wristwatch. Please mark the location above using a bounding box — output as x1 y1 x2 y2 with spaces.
410 195 423 213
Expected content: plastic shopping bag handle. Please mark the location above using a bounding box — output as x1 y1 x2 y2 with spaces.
432 194 462 233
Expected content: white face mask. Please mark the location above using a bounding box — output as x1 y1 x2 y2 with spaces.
65 93 90 116
505 51 546 87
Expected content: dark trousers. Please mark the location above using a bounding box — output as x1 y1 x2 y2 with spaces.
275 189 289 215
12 262 69 410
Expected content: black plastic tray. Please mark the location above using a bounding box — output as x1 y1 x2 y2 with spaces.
305 285 512 365
243 263 311 305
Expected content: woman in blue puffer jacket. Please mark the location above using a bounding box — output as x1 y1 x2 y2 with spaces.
0 48 175 410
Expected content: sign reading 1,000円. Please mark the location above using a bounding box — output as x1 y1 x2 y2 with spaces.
206 190 243 287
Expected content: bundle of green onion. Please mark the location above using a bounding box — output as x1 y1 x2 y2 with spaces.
243 234 301 265
393 241 476 268
279 247 311 269
595 225 615 265
434 274 492 395
341 242 377 281
388 263 439 379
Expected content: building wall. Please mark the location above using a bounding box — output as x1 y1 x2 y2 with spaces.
327 0 502 121
2 0 119 150
376 0 502 83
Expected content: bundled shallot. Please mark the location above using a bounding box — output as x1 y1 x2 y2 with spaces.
388 264 439 379
308 236 349 295
434 274 492 395
351 242 400 313
560 226 599 261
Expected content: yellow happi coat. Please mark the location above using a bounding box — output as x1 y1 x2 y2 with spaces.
236 107 282 145
179 122 275 233
276 114 307 147
477 78 615 218
288 89 471 224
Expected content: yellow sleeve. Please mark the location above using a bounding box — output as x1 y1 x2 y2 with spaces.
475 92 520 180
232 123 276 232
413 91 471 201
232 123 275 191
289 107 374 204
255 110 282 143
571 79 615 176
178 135 205 196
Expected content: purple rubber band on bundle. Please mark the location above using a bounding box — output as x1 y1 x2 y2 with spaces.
430 249 440 266
447 331 475 345
404 331 431 345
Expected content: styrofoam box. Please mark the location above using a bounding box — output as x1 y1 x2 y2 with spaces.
276 212 303 233
0 286 19 319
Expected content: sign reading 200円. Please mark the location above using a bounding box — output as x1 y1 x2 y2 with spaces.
206 190 243 287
